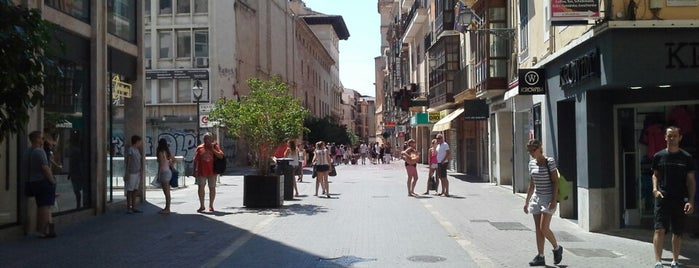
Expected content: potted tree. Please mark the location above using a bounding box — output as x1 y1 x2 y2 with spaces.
209 76 308 207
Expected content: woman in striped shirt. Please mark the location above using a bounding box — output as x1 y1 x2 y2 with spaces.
524 139 563 266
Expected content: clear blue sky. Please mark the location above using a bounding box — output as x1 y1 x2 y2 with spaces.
302 0 380 97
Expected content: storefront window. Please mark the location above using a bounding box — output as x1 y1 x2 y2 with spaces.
107 0 137 43
45 0 90 22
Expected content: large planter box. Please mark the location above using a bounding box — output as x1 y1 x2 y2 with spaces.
243 175 283 208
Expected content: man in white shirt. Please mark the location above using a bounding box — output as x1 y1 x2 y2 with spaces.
359 143 367 165
435 134 451 197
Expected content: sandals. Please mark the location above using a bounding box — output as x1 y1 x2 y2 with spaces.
197 207 205 213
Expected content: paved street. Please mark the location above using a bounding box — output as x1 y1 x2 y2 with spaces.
1 161 698 267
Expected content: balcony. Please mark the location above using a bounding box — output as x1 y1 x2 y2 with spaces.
401 0 428 43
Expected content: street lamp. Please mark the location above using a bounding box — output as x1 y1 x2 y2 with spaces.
192 79 203 144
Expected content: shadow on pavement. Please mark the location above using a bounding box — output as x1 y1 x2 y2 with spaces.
224 203 329 217
449 174 488 183
0 202 337 268
601 228 699 265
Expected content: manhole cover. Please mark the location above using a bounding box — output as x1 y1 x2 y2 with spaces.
319 255 377 266
407 255 447 263
555 231 585 242
566 248 621 258
470 219 489 223
490 222 531 231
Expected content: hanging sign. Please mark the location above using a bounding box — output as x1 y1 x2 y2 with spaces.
112 75 132 98
551 0 601 22
518 69 546 95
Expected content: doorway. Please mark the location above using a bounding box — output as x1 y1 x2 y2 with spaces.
557 100 578 219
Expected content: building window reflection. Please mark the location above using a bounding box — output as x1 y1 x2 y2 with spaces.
108 0 137 43
45 0 90 22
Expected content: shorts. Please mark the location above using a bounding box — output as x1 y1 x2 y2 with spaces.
528 193 557 215
315 164 330 172
437 162 449 178
654 199 687 235
430 163 438 169
26 180 56 207
124 173 141 191
196 175 217 186
158 169 172 185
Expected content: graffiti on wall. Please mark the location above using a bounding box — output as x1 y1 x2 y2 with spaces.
110 129 237 168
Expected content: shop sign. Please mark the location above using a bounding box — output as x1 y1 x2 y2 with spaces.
559 49 599 89
518 68 546 95
666 42 699 69
551 0 601 22
667 0 698 7
410 113 431 126
428 112 441 123
111 75 132 98
146 69 209 80
464 99 489 120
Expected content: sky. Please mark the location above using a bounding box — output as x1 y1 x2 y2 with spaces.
302 0 381 97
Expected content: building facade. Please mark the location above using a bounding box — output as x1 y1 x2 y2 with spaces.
1 0 144 238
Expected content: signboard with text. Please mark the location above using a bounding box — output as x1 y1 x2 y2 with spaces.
146 69 209 80
551 0 600 22
518 69 546 95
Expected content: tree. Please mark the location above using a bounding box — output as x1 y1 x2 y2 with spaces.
0 1 57 143
209 76 309 176
304 116 355 145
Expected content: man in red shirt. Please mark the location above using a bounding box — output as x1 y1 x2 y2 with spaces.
193 133 224 212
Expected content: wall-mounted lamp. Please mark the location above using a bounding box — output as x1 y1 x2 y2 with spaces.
455 4 516 39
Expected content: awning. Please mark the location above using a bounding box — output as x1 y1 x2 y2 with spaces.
432 108 464 132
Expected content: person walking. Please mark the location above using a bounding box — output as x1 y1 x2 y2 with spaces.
296 143 306 182
652 126 695 268
284 140 301 197
424 139 439 195
435 134 451 197
124 135 144 214
359 143 368 165
401 139 420 197
23 131 57 238
193 133 224 212
523 139 563 266
156 139 174 214
312 141 333 198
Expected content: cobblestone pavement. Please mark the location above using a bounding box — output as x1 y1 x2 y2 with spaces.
1 161 698 267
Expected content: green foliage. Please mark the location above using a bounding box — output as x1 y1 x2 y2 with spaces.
210 76 308 175
304 116 355 145
0 1 56 143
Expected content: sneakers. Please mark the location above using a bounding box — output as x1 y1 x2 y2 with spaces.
529 255 545 266
553 245 563 264
671 261 680 268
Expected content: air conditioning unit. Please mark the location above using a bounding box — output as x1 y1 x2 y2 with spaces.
145 59 151 69
195 57 209 68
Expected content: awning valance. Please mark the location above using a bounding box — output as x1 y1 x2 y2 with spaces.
432 108 464 132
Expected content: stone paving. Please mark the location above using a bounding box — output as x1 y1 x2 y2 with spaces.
1 161 698 267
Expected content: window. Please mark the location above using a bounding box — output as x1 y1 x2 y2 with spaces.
194 30 209 57
159 31 172 58
177 0 190 13
194 0 207 13
44 0 90 22
145 80 152 104
145 0 151 15
144 33 151 59
159 80 173 103
519 0 529 58
108 0 137 42
177 30 191 58
177 79 191 103
159 0 172 15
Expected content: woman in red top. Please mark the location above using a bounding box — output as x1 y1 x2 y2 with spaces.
193 133 224 212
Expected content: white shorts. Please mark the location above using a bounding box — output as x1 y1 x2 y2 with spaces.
528 193 557 215
158 169 172 185
124 173 141 191
430 164 438 169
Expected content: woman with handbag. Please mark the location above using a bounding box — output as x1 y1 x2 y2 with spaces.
312 141 333 198
523 139 563 266
193 132 224 212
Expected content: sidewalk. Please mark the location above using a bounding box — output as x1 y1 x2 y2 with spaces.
0 162 697 267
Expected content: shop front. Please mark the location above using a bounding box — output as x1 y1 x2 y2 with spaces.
543 26 699 231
